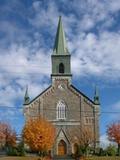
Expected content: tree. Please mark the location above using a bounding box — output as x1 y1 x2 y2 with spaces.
79 128 94 148
106 144 116 156
0 122 16 149
72 127 94 156
23 117 55 156
79 127 94 155
107 122 120 156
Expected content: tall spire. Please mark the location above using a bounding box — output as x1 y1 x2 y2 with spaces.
94 86 100 105
24 85 30 105
53 16 69 55
51 16 72 83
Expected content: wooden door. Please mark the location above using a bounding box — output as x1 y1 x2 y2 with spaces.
58 140 67 155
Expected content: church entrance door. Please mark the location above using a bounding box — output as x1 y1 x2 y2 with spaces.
58 140 67 156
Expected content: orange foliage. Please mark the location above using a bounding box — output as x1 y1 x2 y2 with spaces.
23 117 55 152
6 130 16 147
0 122 16 147
107 122 120 144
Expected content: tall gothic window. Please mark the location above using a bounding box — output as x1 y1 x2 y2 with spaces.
59 63 64 73
57 100 66 120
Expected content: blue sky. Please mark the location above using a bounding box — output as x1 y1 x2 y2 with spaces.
0 0 120 147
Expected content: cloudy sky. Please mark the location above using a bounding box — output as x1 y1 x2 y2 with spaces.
0 0 120 146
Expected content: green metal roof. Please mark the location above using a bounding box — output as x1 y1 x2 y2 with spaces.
24 85 30 105
53 16 69 55
94 86 100 105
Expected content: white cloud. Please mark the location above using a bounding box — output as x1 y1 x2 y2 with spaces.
71 31 120 80
0 41 51 109
112 101 120 110
0 44 51 77
29 0 59 32
100 134 112 148
25 0 120 82
109 0 120 12
0 0 119 110
80 15 95 31
105 101 120 122
0 84 22 107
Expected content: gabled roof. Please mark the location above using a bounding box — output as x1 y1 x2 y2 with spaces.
70 84 95 105
25 85 52 105
55 128 70 144
24 84 95 105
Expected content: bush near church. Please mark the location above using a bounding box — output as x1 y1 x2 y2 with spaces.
105 145 116 156
7 141 26 156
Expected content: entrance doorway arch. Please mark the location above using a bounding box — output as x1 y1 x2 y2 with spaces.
58 140 67 155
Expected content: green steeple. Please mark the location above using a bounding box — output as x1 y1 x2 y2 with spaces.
51 16 72 83
53 16 69 55
24 86 30 105
94 86 100 105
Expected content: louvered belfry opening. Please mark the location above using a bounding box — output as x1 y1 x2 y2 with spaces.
59 63 64 73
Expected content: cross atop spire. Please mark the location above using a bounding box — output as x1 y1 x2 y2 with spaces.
53 16 69 55
24 85 30 105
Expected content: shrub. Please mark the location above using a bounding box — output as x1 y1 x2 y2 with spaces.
98 147 107 156
6 141 26 156
38 150 47 157
106 145 116 156
6 146 19 156
17 141 26 156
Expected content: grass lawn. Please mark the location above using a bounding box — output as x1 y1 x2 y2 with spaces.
0 156 120 160
0 157 39 160
85 157 120 160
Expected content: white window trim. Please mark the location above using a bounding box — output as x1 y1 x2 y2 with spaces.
56 100 66 120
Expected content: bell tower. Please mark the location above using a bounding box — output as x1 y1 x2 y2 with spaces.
51 16 72 83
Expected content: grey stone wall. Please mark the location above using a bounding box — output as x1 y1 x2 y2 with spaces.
23 79 100 155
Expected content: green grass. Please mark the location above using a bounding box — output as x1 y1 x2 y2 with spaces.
86 157 120 160
0 156 39 160
0 156 120 160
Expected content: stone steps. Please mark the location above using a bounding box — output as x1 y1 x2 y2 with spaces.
53 158 74 160
53 156 75 160
53 159 74 160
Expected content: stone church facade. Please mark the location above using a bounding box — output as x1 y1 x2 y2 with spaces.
23 17 100 156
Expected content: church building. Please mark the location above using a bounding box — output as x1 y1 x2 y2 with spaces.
23 17 100 156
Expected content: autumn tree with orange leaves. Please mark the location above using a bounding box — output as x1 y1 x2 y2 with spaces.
23 117 55 156
107 122 120 156
0 122 16 149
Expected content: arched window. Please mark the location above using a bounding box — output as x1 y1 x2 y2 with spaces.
57 100 66 120
59 63 64 73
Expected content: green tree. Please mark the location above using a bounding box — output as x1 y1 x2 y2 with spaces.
106 145 116 156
